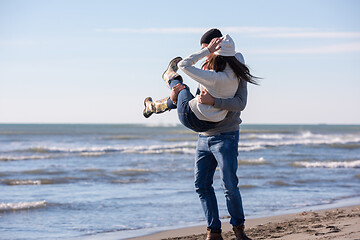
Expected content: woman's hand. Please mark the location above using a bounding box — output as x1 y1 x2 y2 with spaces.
198 89 215 106
170 83 185 103
207 37 222 53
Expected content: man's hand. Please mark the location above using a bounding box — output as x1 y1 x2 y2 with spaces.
198 89 215 106
170 83 185 103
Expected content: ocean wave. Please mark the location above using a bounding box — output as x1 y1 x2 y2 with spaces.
26 146 72 153
0 200 47 212
111 169 152 176
0 155 54 161
81 168 104 172
0 172 9 177
268 180 291 186
238 131 360 150
16 143 197 155
121 144 196 154
22 169 65 175
100 135 146 140
325 143 360 149
111 178 149 184
240 130 293 134
238 157 268 165
78 152 106 157
1 176 85 185
164 137 199 142
238 184 258 189
238 145 266 152
295 179 325 184
292 160 360 168
1 179 55 185
5 130 359 158
241 133 287 140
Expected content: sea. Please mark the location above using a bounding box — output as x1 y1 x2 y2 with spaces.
0 124 359 240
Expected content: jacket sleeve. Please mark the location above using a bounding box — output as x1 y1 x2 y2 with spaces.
213 80 247 111
178 48 219 89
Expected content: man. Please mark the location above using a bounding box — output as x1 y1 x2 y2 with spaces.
192 28 252 240
143 28 253 240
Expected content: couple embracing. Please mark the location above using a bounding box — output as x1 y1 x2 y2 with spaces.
143 28 258 240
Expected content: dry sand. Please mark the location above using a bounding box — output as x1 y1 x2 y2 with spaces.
128 205 360 240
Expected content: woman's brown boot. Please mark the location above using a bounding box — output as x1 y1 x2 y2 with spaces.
206 228 223 240
233 225 252 240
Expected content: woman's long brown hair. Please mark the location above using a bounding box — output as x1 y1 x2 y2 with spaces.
203 55 259 85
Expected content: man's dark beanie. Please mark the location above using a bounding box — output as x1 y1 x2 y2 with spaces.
200 28 223 45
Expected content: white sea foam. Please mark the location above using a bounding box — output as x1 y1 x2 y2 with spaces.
2 179 57 185
121 143 196 154
239 145 266 152
0 200 47 211
243 133 286 140
26 142 198 155
293 160 360 168
78 152 106 157
240 131 360 151
0 155 53 161
238 157 267 165
7 179 42 185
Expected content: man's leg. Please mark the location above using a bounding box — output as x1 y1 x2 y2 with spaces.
209 131 245 227
195 134 222 231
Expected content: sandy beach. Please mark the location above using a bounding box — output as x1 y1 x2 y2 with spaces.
128 205 360 240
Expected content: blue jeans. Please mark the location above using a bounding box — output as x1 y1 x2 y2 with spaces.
195 130 245 230
168 79 217 132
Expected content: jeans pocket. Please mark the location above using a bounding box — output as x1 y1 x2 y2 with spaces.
220 131 239 152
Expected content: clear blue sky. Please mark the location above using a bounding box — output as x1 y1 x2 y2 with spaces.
1 0 359 124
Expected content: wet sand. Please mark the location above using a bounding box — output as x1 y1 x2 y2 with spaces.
128 205 360 240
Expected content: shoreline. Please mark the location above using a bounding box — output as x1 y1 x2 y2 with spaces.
127 204 360 240
72 197 360 240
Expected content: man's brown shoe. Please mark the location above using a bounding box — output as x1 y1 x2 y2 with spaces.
205 228 223 240
233 225 252 240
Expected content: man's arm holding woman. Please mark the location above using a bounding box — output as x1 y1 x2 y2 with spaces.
199 80 247 111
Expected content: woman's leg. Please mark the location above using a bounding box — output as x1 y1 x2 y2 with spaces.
169 78 216 132
142 96 177 118
169 78 194 113
142 57 182 118
168 78 199 130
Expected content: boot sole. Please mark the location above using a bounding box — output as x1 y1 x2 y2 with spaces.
162 57 182 89
143 97 153 118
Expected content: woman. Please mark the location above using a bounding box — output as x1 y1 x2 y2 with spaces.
144 34 256 133
143 29 257 240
